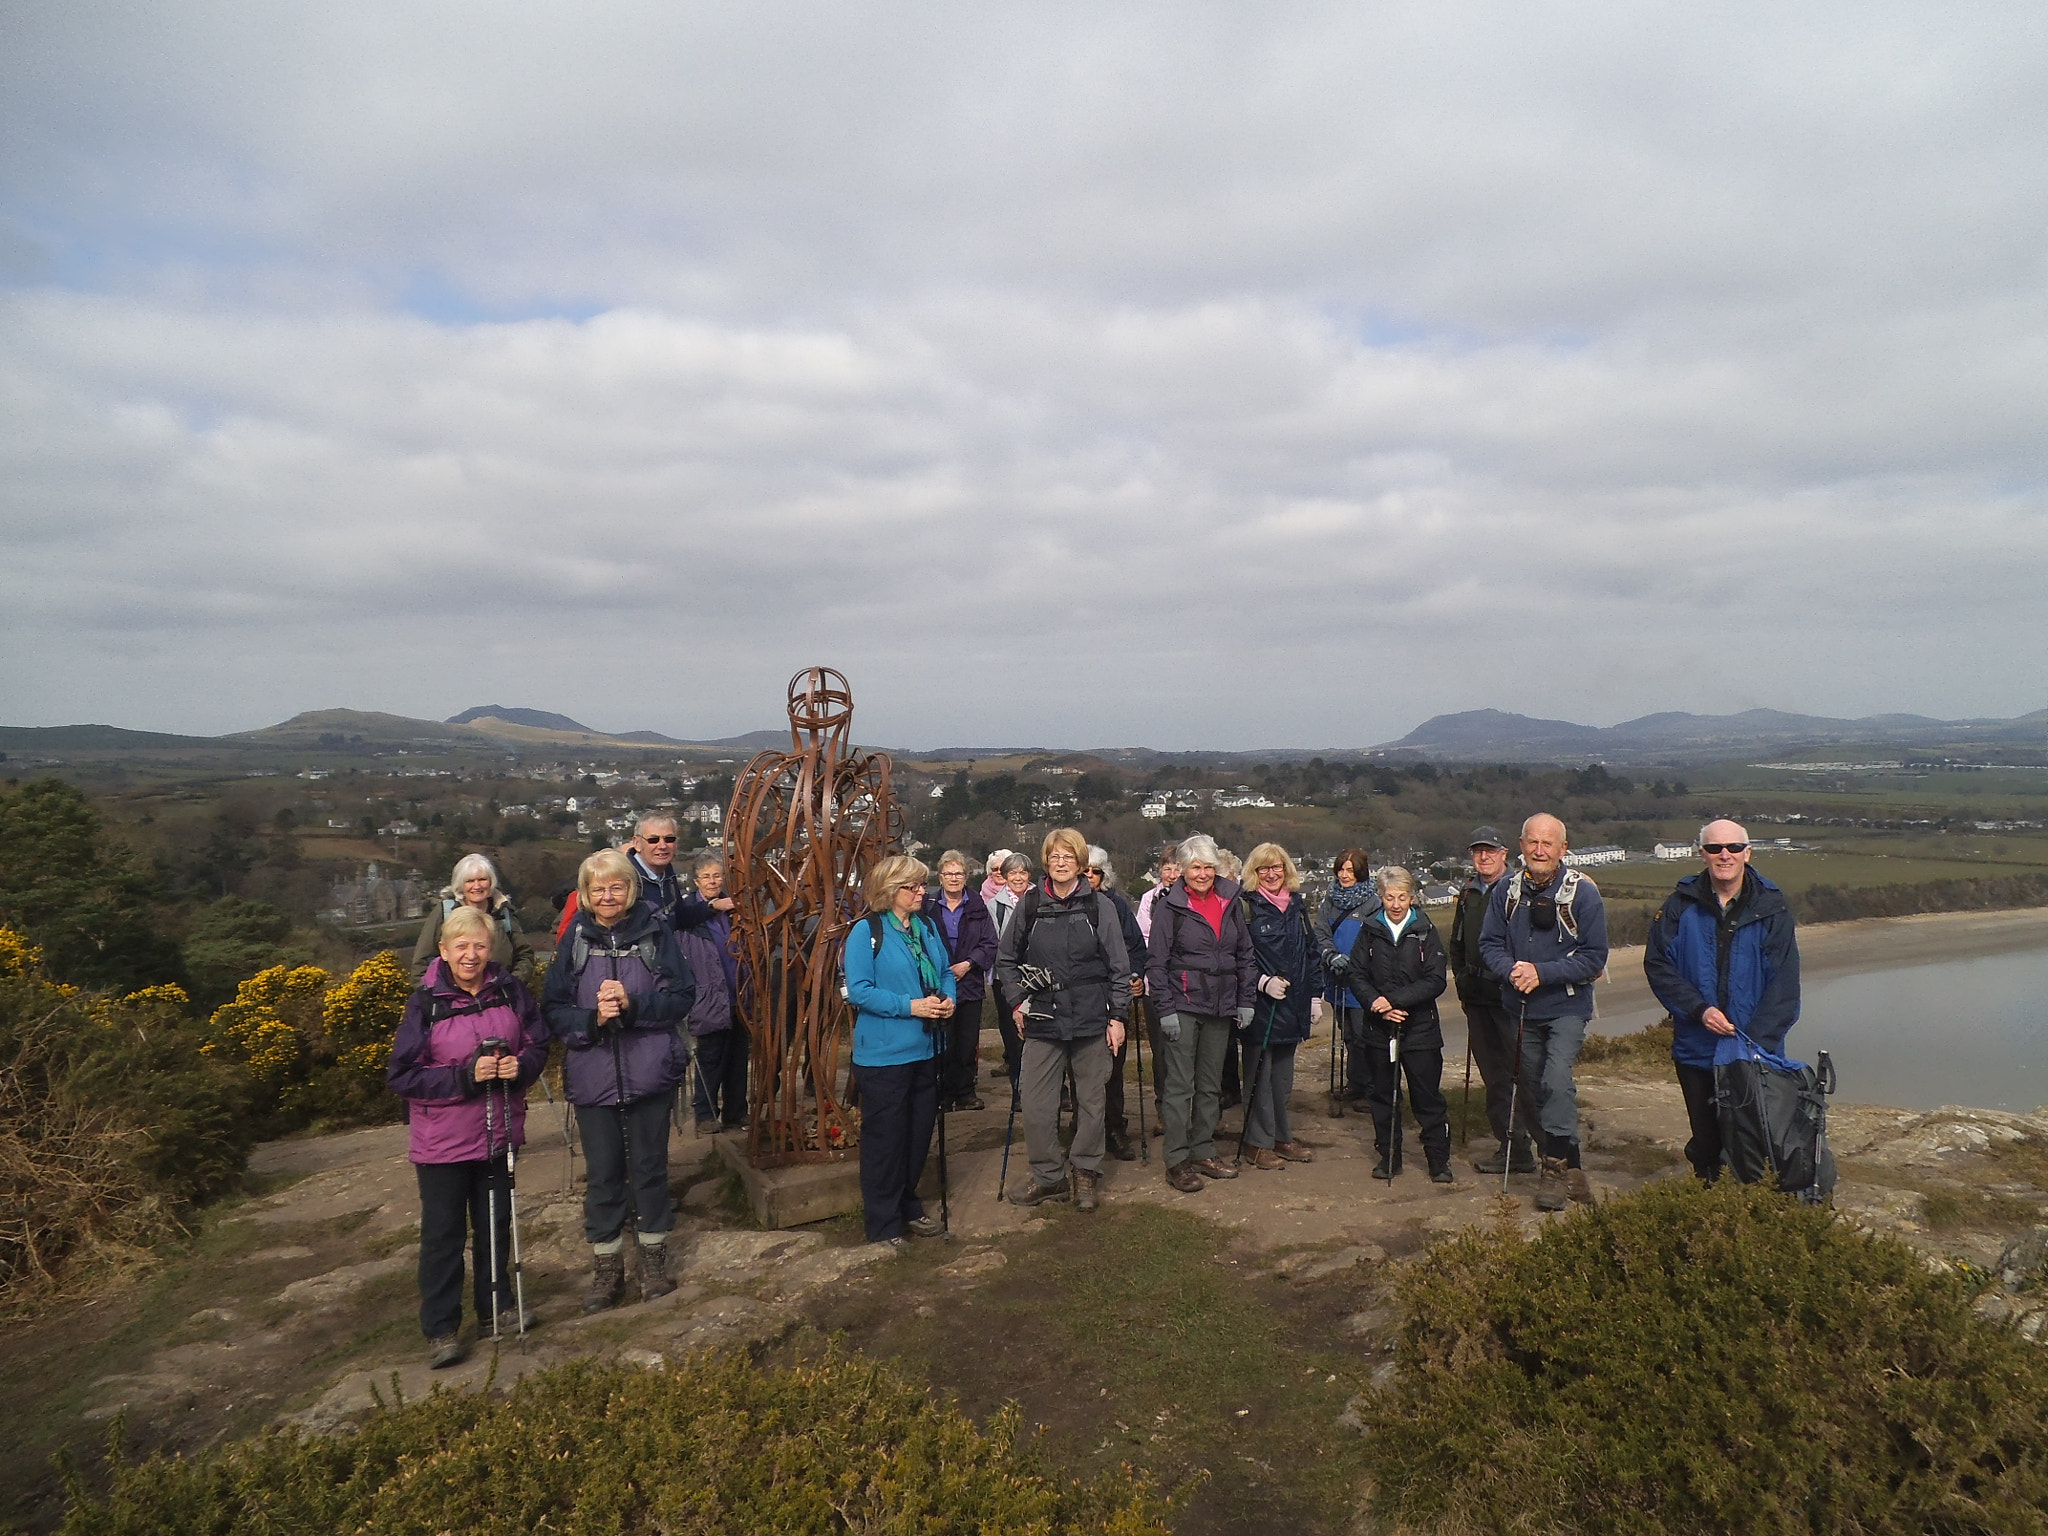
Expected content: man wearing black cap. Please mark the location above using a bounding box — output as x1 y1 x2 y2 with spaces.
1449 827 1534 1175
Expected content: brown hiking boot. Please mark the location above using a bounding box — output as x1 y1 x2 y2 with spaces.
427 1333 465 1369
1567 1167 1596 1206
1071 1168 1100 1212
1008 1175 1070 1208
1166 1161 1203 1193
1248 1146 1285 1171
1273 1141 1316 1163
583 1250 626 1314
1193 1157 1240 1181
1536 1157 1569 1212
639 1239 677 1301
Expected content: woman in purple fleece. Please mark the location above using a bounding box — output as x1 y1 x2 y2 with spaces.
387 904 551 1368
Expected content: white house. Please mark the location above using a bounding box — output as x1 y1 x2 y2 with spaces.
1563 844 1627 867
1653 841 1697 860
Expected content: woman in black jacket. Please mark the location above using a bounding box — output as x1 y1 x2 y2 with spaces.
1348 866 1452 1183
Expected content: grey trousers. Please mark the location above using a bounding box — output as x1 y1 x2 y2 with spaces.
1242 1042 1297 1149
1519 1012 1587 1143
1159 1013 1231 1167
1463 1001 1537 1145
1021 1033 1113 1187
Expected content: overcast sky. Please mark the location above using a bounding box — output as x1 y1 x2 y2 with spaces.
3 3 2045 751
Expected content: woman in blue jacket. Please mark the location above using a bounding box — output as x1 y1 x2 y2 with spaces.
843 854 957 1247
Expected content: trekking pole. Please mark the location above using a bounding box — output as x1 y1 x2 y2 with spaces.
1459 1033 1474 1148
1381 1024 1401 1186
1132 1008 1149 1165
499 1078 528 1343
1235 998 1281 1168
931 1013 951 1238
996 1075 1020 1202
1502 994 1527 1198
484 1069 504 1342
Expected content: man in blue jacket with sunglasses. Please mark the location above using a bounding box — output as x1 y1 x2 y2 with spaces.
1643 819 1802 1184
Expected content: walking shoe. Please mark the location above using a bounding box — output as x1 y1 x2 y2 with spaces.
1473 1137 1538 1176
582 1251 626 1315
1193 1158 1239 1181
639 1240 677 1301
1536 1157 1569 1212
954 1095 985 1112
1567 1167 1596 1206
1273 1141 1316 1163
695 1118 719 1136
1071 1168 1100 1212
1248 1146 1285 1171
1372 1151 1403 1180
1429 1162 1455 1185
427 1333 466 1369
492 1306 537 1337
1007 1176 1071 1208
870 1235 909 1253
1166 1161 1204 1193
1106 1129 1137 1162
906 1214 947 1238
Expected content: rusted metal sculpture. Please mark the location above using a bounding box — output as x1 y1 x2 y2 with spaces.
725 668 900 1167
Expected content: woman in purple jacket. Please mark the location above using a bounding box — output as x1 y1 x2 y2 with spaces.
543 848 696 1315
678 853 747 1134
387 904 551 1368
924 849 999 1112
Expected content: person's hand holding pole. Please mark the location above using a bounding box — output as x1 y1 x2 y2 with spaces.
1508 961 1541 995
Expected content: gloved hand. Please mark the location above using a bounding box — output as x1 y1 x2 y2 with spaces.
1236 1006 1255 1031
1159 1012 1183 1043
1258 974 1290 999
1310 996 1326 1025
1325 952 1350 977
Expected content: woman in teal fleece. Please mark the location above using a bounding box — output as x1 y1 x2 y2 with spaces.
843 854 957 1246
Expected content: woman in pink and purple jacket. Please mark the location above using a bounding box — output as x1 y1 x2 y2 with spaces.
387 904 550 1368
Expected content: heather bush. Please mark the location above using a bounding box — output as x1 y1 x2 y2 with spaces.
59 1353 1175 1535
1362 1178 2048 1534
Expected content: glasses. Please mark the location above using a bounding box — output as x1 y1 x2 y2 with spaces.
899 880 925 891
642 834 677 844
1702 842 1749 855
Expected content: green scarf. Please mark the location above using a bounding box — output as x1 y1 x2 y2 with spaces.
895 913 945 996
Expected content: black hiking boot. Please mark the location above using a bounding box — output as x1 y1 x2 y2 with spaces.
1473 1135 1537 1175
639 1239 677 1301
583 1250 626 1314
1106 1129 1137 1162
1429 1160 1455 1184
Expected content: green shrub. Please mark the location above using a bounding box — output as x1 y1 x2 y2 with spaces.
59 1353 1174 1535
1362 1179 2048 1534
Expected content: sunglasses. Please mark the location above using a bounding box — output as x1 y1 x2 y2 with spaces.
642 834 678 844
1702 842 1748 855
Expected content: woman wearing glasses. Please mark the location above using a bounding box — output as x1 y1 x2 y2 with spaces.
1239 843 1326 1171
843 854 957 1248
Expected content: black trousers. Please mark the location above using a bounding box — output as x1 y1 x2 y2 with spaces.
691 1027 750 1127
416 1156 512 1339
1104 1030 1130 1139
576 1094 675 1245
992 981 1023 1087
858 1057 939 1241
943 998 984 1103
1462 1001 1536 1145
1676 1062 1724 1181
1336 1005 1372 1098
1361 1026 1450 1166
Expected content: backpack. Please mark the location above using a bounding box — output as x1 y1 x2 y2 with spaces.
567 924 662 976
1713 1032 1838 1203
1503 867 1586 940
866 909 944 957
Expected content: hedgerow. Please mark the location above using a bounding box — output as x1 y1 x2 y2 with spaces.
58 1352 1176 1536
1361 1178 2048 1534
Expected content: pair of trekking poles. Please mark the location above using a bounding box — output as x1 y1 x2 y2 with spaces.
479 1040 529 1345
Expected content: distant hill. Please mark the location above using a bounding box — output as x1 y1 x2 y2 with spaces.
0 723 221 757
1381 707 2048 764
446 705 593 733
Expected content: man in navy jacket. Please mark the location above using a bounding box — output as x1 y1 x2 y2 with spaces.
1479 813 1609 1211
1643 819 1801 1183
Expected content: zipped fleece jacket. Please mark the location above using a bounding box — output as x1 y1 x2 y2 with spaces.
1145 878 1258 1019
993 880 1131 1043
1447 875 1505 1007
1644 869 1801 1070
1244 889 1325 1047
922 889 999 1007
387 960 550 1164
843 912 956 1067
542 906 695 1107
1477 869 1609 1022
1348 912 1450 1051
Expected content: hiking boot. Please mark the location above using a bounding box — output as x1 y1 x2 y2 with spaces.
1274 1141 1316 1163
1536 1157 1569 1212
1150 1121 1164 1137
1071 1168 1100 1212
1106 1129 1137 1162
1193 1158 1239 1181
1248 1146 1285 1171
695 1118 719 1136
1473 1136 1538 1176
582 1251 626 1315
1008 1176 1071 1208
427 1333 466 1369
639 1240 677 1301
491 1306 537 1337
954 1095 985 1112
1166 1161 1204 1193
1567 1167 1596 1206
1429 1162 1455 1185
906 1215 946 1238
1372 1149 1403 1180
870 1235 909 1254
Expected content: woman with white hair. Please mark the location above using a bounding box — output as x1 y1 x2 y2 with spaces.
411 852 530 980
1239 843 1326 1170
1348 865 1452 1182
987 852 1034 1091
1144 833 1257 1193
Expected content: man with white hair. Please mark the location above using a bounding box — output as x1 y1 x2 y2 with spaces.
1643 819 1802 1183
1478 813 1609 1211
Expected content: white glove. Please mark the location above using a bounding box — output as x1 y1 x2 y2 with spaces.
1258 974 1290 999
1310 996 1326 1024
1159 1012 1183 1043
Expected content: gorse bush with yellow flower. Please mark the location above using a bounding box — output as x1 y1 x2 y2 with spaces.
202 953 412 1132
